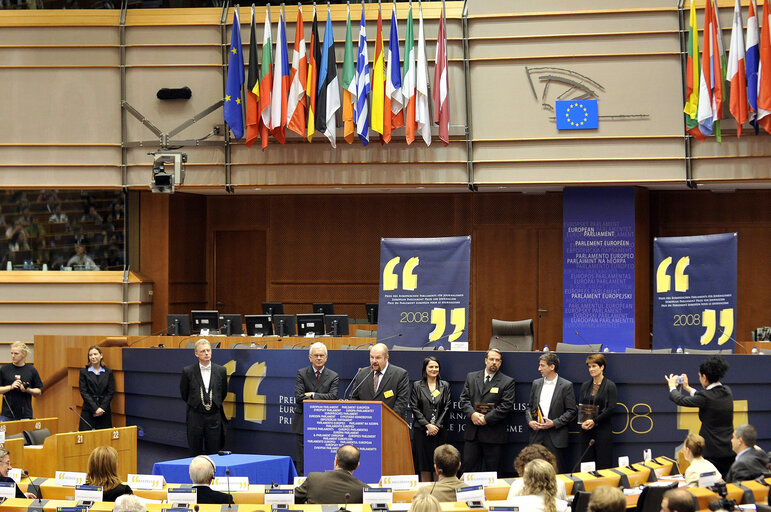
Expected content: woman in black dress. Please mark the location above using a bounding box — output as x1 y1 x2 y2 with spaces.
85 445 132 502
578 353 618 469
410 356 451 481
79 345 115 430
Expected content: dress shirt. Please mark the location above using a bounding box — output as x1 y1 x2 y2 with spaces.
200 363 211 389
539 375 558 419
374 362 389 393
689 381 722 396
88 366 106 375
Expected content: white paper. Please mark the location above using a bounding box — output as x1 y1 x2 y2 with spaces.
618 456 630 468
293 476 306 486
363 487 394 505
451 342 469 351
212 476 249 492
462 471 497 487
168 487 197 505
643 449 652 462
127 474 165 491
379 475 419 490
0 431 5 444
580 462 596 473
55 471 87 486
0 482 16 500
456 485 485 502
75 485 104 502
7 468 21 483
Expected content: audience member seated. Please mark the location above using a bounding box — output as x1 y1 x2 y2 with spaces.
81 205 104 224
86 445 133 502
414 444 465 502
507 444 567 500
49 203 69 224
67 242 99 270
0 447 37 498
114 494 147 512
682 433 721 487
660 488 695 512
189 455 234 504
294 444 365 504
410 493 442 512
508 459 569 512
587 486 626 512
725 424 770 482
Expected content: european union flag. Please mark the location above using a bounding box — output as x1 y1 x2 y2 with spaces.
224 10 245 140
556 99 598 130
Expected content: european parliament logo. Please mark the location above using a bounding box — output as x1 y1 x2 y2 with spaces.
556 99 598 130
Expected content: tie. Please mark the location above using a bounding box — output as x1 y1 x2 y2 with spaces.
485 375 491 384
315 370 320 381
373 371 381 392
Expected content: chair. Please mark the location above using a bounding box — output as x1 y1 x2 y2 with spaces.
570 490 591 512
556 342 603 353
489 319 534 352
355 329 376 338
23 428 52 446
683 348 732 354
625 347 673 354
635 481 677 512
185 341 220 349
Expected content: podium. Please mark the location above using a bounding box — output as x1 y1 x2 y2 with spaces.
304 400 413 483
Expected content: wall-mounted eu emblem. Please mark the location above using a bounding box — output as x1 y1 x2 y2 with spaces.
555 100 598 130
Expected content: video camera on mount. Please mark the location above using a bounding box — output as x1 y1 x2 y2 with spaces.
150 152 187 193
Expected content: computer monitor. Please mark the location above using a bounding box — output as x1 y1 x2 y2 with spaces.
273 314 297 337
219 314 243 336
365 303 379 324
245 315 274 336
324 314 350 336
297 313 325 337
312 303 335 315
167 314 191 336
262 302 284 316
191 310 219 334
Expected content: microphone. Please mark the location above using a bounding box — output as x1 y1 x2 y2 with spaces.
225 468 233 510
423 329 466 349
24 470 42 503
338 491 351 512
342 367 366 399
346 368 375 400
574 330 592 345
127 324 172 347
68 406 95 430
571 439 595 476
718 326 743 352
271 480 279 489
373 332 403 344
176 334 198 348
290 337 312 349
194 506 200 512
428 479 438 497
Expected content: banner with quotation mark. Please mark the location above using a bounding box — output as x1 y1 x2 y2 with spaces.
378 236 470 349
653 233 737 351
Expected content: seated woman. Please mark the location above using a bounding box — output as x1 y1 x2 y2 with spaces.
683 433 722 487
507 444 567 500
85 446 133 502
508 459 569 512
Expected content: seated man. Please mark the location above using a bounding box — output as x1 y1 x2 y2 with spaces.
0 447 36 499
414 444 465 502
725 424 770 482
587 486 626 512
660 488 695 512
188 455 234 505
294 444 365 504
114 494 147 512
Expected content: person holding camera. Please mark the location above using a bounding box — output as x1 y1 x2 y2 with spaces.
0 342 43 421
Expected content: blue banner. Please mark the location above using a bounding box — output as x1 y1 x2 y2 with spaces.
653 233 738 351
563 188 636 351
556 100 599 130
378 236 470 349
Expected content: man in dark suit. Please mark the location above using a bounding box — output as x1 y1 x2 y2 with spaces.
725 424 770 482
525 352 577 472
180 339 229 456
414 444 465 502
350 343 410 419
188 455 234 505
293 341 340 475
458 348 516 472
294 444 366 504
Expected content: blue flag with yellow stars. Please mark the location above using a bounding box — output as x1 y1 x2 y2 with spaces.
224 9 245 140
556 99 598 130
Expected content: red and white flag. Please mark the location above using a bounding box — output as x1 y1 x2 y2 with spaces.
287 5 307 137
433 5 449 146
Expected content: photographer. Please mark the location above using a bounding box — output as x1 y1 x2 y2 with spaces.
0 342 43 420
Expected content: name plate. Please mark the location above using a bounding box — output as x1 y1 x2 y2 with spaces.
212 476 249 492
56 507 89 512
0 482 16 500
127 474 165 490
264 488 295 505
580 462 596 473
456 485 485 502
55 471 87 486
379 475 419 490
363 487 393 505
168 487 197 505
489 507 519 512
462 471 497 487
698 471 720 488
7 468 21 483
0 431 5 444
75 484 104 502
293 476 306 486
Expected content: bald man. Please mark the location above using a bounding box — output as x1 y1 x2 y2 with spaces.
350 343 410 419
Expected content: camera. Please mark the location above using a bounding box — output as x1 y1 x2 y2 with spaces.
708 482 738 511
150 152 187 193
677 376 684 384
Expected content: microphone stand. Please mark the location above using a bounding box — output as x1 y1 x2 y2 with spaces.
422 329 466 349
225 468 233 510
571 439 595 477
24 470 43 504
68 406 95 430
346 369 374 400
338 491 351 512
341 367 365 399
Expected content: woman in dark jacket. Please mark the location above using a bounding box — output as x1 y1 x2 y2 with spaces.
79 345 115 430
410 356 452 481
578 353 618 470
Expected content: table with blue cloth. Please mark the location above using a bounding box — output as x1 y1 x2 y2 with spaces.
152 454 298 484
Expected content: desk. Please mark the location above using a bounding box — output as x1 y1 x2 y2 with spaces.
152 453 298 485
0 417 58 437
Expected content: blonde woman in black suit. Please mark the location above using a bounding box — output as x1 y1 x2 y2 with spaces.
79 345 115 430
410 356 452 481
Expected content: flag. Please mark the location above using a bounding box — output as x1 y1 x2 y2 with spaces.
683 0 704 141
757 0 771 133
433 4 449 145
727 0 748 136
697 0 724 140
270 8 290 144
746 0 760 133
246 7 262 148
259 7 273 145
402 5 416 145
287 5 307 137
317 7 340 147
415 2 431 146
355 7 371 145
342 5 356 144
224 9 245 140
555 100 599 130
306 5 320 142
383 5 404 144
371 6 385 135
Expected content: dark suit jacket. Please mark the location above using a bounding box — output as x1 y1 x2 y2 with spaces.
524 376 577 448
294 468 366 504
668 384 734 459
192 484 234 504
351 363 410 418
292 365 340 434
458 369 516 444
725 448 771 482
410 379 451 431
180 363 229 415
79 366 115 414
103 483 133 502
